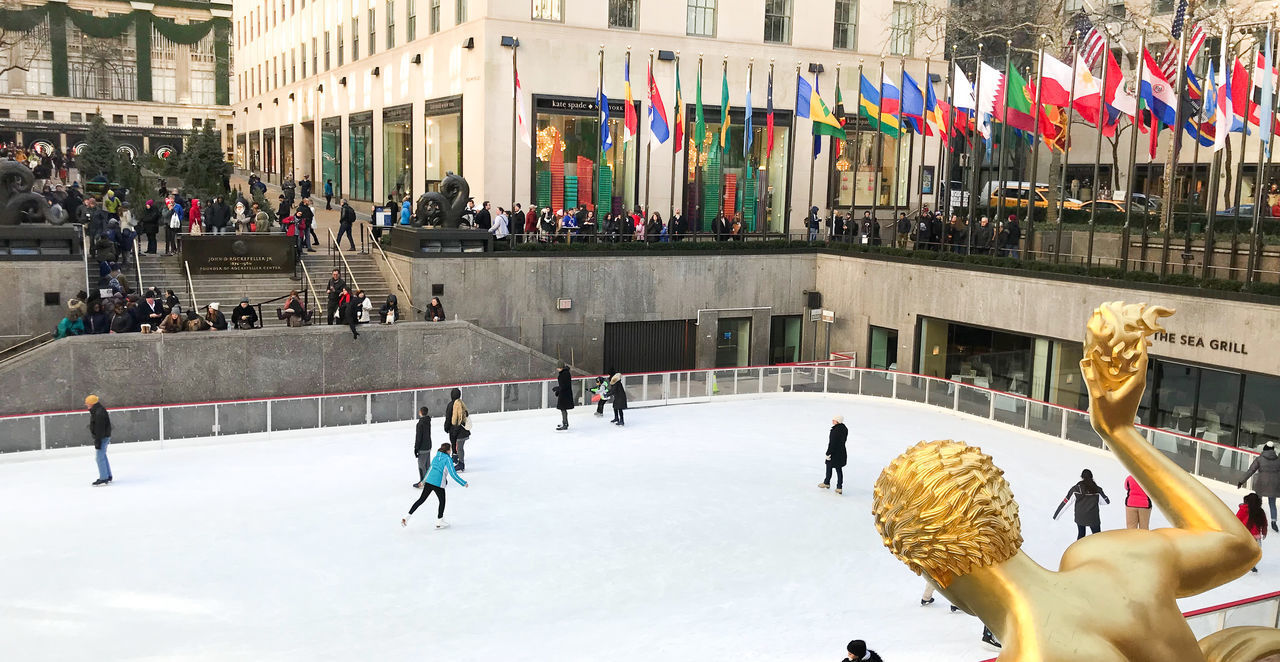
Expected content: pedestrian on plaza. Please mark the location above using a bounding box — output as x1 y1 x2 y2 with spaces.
86 394 113 486
337 199 356 250
490 206 510 243
324 178 334 210
819 415 849 494
412 406 432 488
1240 441 1280 530
1053 468 1111 539
138 199 161 255
379 293 399 323
295 197 315 252
443 387 471 471
554 361 575 431
300 174 313 200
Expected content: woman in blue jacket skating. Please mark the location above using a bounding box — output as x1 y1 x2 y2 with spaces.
402 442 469 529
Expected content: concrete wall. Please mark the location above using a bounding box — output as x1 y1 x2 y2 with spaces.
395 252 817 374
813 253 1280 377
0 320 562 416
0 260 87 338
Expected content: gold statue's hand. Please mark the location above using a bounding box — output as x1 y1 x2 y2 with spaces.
1080 302 1174 433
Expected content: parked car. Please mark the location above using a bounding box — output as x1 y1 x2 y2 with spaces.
1216 205 1275 218
985 182 1084 210
1080 200 1127 213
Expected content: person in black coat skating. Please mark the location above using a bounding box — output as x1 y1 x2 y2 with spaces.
844 639 883 662
412 406 432 488
609 373 628 426
820 415 849 494
554 361 574 430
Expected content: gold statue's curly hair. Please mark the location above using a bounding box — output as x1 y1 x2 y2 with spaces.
872 440 1022 588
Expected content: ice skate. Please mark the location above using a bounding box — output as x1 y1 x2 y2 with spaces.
594 411 603 417
400 515 410 527
436 519 449 529
1273 521 1278 533
921 597 935 606
818 483 829 489
555 424 567 431
412 482 422 489
92 478 107 486
835 488 843 494
982 628 1002 648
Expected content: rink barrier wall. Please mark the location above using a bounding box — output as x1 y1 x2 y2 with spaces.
0 363 1262 490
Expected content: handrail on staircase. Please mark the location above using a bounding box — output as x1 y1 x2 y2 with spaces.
364 225 416 311
182 260 199 311
299 258 323 322
132 236 144 295
79 223 90 295
0 332 54 367
327 228 361 292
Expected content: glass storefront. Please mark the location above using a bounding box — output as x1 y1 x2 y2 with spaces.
263 127 277 177
532 96 639 217
916 316 1280 448
681 106 792 233
348 111 374 202
248 131 261 173
235 133 246 170
832 117 908 208
869 325 899 370
382 104 413 201
320 116 342 199
424 96 463 190
716 317 752 368
280 125 295 179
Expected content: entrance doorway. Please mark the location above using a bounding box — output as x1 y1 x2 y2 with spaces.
715 318 752 368
769 315 801 364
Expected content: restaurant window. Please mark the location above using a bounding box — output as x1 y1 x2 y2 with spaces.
687 0 715 37
915 318 1034 397
833 0 857 50
763 0 791 44
681 105 792 233
889 2 913 56
609 0 637 29
532 0 563 21
769 315 801 365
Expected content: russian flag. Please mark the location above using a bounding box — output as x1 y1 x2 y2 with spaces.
1139 49 1177 128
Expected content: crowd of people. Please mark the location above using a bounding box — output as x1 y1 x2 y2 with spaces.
55 285 263 338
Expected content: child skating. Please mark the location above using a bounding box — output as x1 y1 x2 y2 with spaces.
402 442 469 529
1237 492 1268 572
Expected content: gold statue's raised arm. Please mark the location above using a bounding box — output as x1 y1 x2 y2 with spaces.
1081 301 1258 594
872 302 1280 661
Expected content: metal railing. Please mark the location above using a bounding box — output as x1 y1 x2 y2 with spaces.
0 364 1263 490
131 235 144 295
79 224 90 295
327 228 360 292
364 225 419 315
298 258 323 322
182 260 198 311
0 332 53 367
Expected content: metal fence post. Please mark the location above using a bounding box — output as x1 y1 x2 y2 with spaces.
541 382 549 409
39 415 46 451
823 367 829 393
317 398 323 428
266 400 273 432
1060 412 1069 440
214 404 220 436
989 394 996 420
953 386 960 411
643 374 649 402
1024 402 1030 429
892 375 898 400
758 367 765 393
733 369 738 394
1194 441 1202 477
366 394 372 424
158 408 165 443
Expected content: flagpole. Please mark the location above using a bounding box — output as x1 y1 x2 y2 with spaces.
918 54 930 220
807 62 819 225
747 57 755 227
763 58 774 233
1186 44 1204 275
967 44 983 255
937 47 953 222
894 58 906 220
1160 25 1191 277
696 54 704 231
645 48 654 216
1053 32 1080 264
1025 38 1046 259
596 45 604 221
992 41 1013 241
1246 20 1276 283
853 59 865 217
1204 18 1232 279
873 59 885 235
1228 39 1250 279
670 51 680 221
510 36 519 211
721 55 729 220
1120 31 1149 273
1087 36 1108 269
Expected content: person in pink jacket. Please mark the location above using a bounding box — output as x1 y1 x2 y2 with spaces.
1125 474 1152 530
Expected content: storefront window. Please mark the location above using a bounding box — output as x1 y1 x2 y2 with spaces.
769 315 801 365
682 106 791 233
833 120 905 209
869 325 898 370
249 131 261 172
914 318 1033 396
424 96 463 189
348 111 374 201
1240 374 1280 449
321 117 342 199
715 317 751 368
280 126 295 179
263 128 277 176
235 134 247 169
382 105 413 201
532 96 638 216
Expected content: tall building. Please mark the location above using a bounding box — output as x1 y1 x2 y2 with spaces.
234 0 944 232
0 0 234 162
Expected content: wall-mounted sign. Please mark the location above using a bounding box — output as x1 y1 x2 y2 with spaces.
1151 331 1247 355
183 235 296 274
423 95 463 116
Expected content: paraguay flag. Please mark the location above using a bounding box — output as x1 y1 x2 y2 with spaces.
647 62 670 147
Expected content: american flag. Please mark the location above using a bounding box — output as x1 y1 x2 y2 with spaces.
1157 0 1205 82
1070 13 1107 69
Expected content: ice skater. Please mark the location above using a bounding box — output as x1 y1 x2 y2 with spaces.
443 388 471 471
554 361 574 431
412 406 431 488
591 375 610 417
86 394 112 486
819 415 848 494
402 442 469 529
609 373 627 426
1236 492 1268 572
844 639 883 661
1052 468 1111 538
1124 474 1151 529
1239 441 1280 532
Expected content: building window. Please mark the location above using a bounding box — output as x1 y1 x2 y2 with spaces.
153 68 177 103
352 18 359 62
1154 0 1174 12
191 74 216 105
0 109 8 119
407 0 416 40
126 114 137 125
1108 0 1126 18
311 38 317 74
387 0 395 49
26 109 37 120
430 0 440 33
337 26 344 66
112 113 123 123
764 0 791 44
833 0 857 50
369 8 376 55
193 118 203 128
291 47 297 81
687 0 715 37
153 115 163 125
324 31 330 70
456 0 467 23
609 0 637 29
889 1 913 56
532 0 562 21
40 110 51 120
167 117 178 126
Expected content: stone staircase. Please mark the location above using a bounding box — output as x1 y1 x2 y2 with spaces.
129 247 392 324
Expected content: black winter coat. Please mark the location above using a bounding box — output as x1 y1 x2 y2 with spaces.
140 205 162 233
826 423 849 467
88 402 111 444
414 415 432 455
207 202 231 229
610 379 628 410
555 368 575 410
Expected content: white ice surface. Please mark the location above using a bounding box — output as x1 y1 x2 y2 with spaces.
1 394 1271 662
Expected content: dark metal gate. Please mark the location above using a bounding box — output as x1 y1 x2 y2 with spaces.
603 320 696 374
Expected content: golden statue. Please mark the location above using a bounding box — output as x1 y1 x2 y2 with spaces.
872 302 1280 661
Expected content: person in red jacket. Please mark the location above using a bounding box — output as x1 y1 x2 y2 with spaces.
1237 492 1268 572
1125 474 1152 530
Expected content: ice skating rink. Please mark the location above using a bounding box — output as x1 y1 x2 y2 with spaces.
1 394 1268 661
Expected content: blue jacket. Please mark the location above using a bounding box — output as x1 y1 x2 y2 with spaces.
400 201 412 225
424 451 467 488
